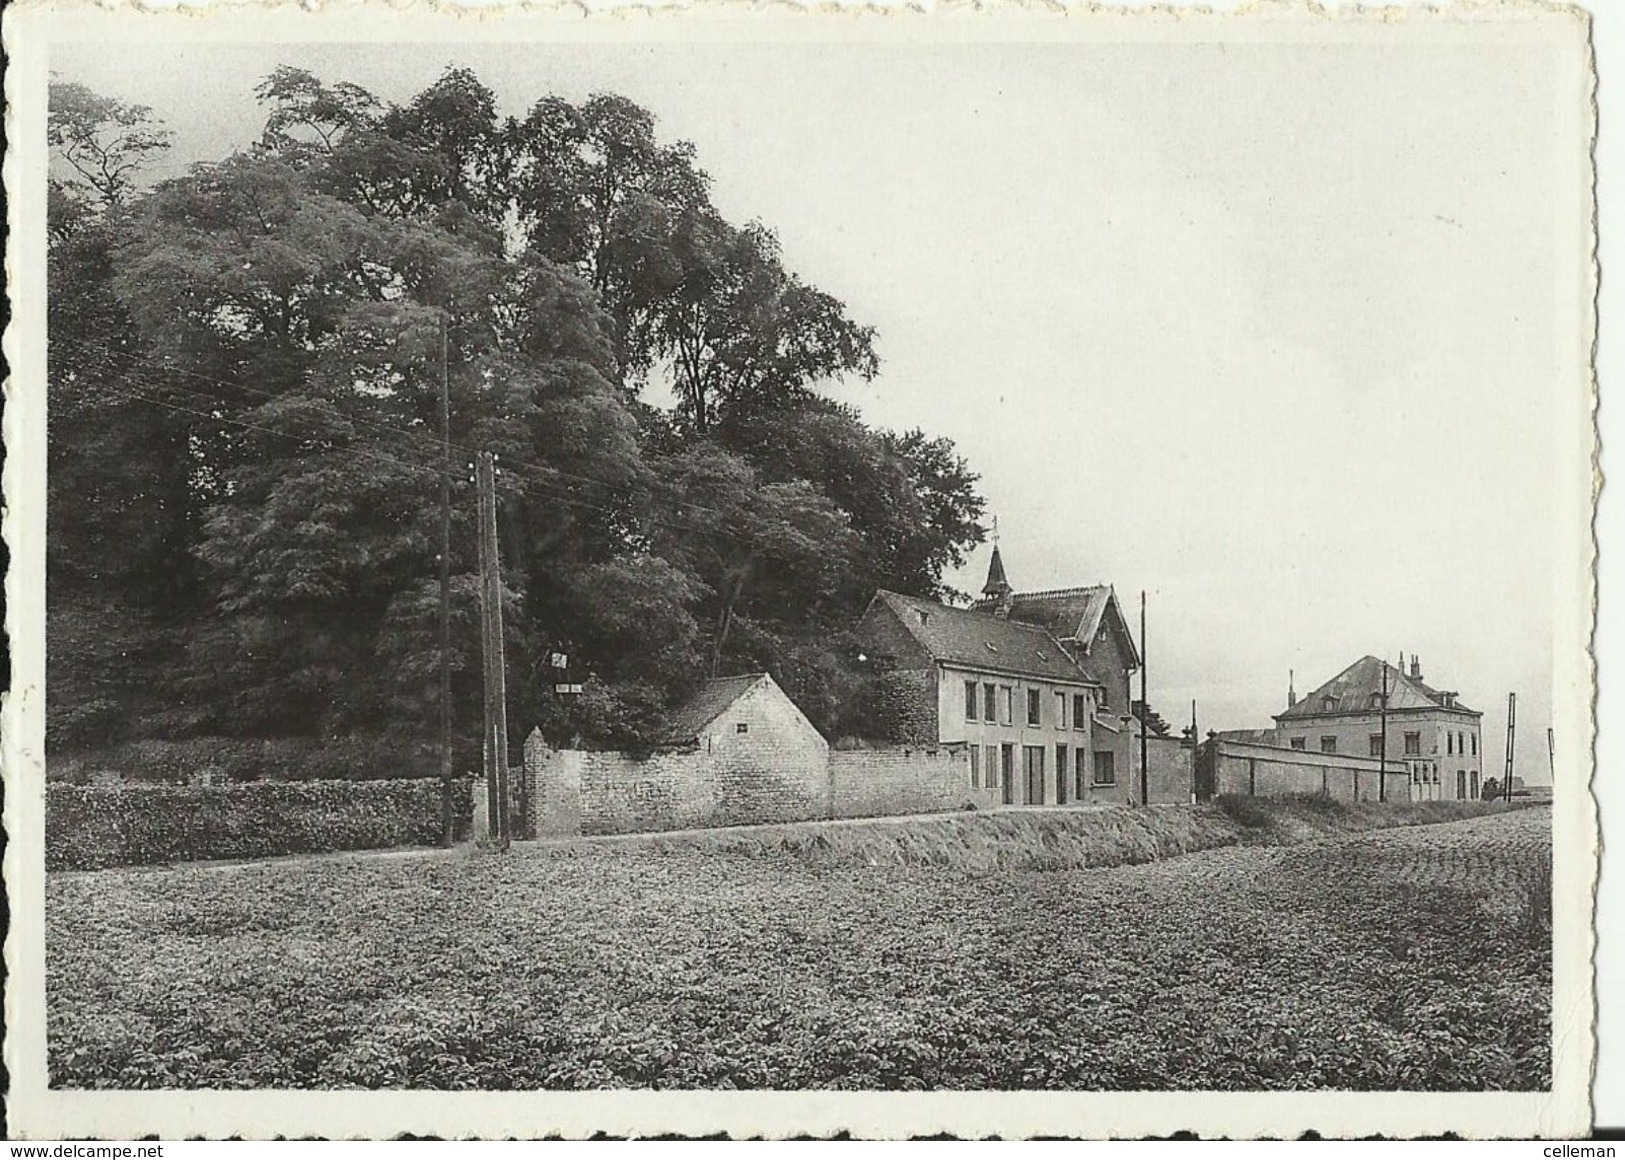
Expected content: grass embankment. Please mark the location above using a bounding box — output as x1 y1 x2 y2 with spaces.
614 796 1524 873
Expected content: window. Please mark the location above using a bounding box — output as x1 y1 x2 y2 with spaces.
1368 734 1383 757
1075 749 1088 798
1055 744 1068 802
1471 732 1478 756
1092 751 1116 786
1055 691 1068 730
1458 732 1466 756
1404 731 1421 757
969 745 981 788
1447 731 1454 755
1027 688 1042 727
1290 737 1307 751
983 683 997 723
1000 686 1014 725
736 723 749 734
1073 694 1088 730
965 680 979 721
1320 736 1337 753
985 745 998 787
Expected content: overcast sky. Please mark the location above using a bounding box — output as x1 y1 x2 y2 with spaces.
53 33 1577 779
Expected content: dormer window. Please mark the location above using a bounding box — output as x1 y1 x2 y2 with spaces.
916 609 930 626
1322 695 1336 711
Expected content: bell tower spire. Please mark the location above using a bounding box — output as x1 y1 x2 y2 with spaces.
982 517 1011 599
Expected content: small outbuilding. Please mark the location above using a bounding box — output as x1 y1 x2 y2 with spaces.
525 672 833 836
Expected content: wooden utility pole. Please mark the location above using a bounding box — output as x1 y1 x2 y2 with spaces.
1503 691 1518 802
476 452 511 848
476 454 498 842
490 458 513 847
437 318 454 847
1378 655 1389 803
1139 590 1148 809
1547 727 1555 784
1188 699 1198 805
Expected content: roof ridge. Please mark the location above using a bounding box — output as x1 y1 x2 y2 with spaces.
1010 584 1110 600
884 589 1059 636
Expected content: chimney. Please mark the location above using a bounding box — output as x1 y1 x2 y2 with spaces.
1288 669 1297 708
1410 655 1422 682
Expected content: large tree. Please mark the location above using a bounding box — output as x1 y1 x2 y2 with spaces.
48 69 988 760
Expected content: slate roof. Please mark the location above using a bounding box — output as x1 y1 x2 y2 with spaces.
970 584 1141 668
656 673 768 745
982 545 1011 595
870 590 1097 685
1213 728 1283 745
1274 656 1479 721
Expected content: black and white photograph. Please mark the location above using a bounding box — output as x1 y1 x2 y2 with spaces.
1 2 1599 1140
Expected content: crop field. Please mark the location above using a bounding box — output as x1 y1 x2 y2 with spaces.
47 804 1550 1090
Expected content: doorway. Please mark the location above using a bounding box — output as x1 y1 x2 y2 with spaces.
1000 744 1015 805
1023 745 1045 805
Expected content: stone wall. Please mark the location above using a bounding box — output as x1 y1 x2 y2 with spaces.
1131 732 1195 805
829 745 1001 819
869 668 939 746
1203 738 1410 803
524 732 1001 837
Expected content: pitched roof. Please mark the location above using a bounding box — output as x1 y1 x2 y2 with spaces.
868 590 1097 684
1214 728 1282 745
1274 656 1479 721
656 673 769 745
969 584 1141 668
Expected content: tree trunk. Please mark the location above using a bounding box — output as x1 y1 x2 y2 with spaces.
709 568 747 677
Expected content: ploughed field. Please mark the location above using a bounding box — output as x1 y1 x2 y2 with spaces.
47 806 1551 1090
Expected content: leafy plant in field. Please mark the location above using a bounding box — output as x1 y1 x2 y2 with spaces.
47 809 1551 1092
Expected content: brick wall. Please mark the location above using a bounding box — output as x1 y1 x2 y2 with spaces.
1205 738 1410 802
829 745 1001 819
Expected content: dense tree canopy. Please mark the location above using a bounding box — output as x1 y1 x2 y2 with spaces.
47 67 987 760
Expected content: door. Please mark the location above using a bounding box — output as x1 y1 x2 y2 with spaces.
1000 744 1015 805
1457 770 1467 800
1471 770 1480 800
1023 745 1045 805
1055 745 1068 804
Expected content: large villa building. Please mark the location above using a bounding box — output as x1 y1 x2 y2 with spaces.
1272 655 1485 800
852 546 1148 806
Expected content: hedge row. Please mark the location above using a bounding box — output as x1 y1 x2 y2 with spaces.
48 735 443 785
47 778 473 871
